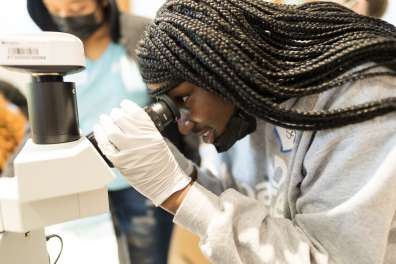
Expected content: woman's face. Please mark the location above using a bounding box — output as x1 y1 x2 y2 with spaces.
148 82 235 144
43 0 100 17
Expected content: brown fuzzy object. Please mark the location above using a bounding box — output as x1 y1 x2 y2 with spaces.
368 0 388 18
0 94 27 173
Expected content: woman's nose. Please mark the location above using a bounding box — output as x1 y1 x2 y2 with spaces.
177 110 195 135
56 10 73 17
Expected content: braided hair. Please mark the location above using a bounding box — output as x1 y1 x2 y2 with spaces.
137 0 396 130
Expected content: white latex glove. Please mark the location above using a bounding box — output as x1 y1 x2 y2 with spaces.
164 138 195 177
93 100 192 206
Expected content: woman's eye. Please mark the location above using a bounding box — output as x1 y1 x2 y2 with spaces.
176 96 189 104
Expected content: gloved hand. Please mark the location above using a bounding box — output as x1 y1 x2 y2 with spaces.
93 99 192 206
164 138 195 178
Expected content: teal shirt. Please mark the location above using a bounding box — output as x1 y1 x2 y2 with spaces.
66 43 149 191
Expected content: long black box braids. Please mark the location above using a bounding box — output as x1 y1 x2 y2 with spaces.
137 0 396 130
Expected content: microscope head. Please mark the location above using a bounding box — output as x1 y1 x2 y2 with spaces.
0 32 85 75
0 33 115 236
0 32 86 144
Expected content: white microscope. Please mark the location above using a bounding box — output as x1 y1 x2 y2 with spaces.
0 31 181 264
0 32 115 264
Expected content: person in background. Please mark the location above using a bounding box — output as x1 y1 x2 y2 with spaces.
305 0 388 17
27 1 199 263
0 80 27 178
94 0 396 263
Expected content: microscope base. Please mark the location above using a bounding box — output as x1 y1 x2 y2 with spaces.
0 229 48 264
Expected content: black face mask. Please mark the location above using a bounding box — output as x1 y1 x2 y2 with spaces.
214 109 257 153
51 13 103 40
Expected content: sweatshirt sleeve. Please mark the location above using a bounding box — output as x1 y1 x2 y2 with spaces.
194 165 238 195
174 182 331 263
174 76 396 264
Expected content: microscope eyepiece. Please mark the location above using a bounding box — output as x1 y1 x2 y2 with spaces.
144 95 180 132
88 95 180 167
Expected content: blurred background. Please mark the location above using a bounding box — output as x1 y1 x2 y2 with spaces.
0 0 165 94
0 1 395 263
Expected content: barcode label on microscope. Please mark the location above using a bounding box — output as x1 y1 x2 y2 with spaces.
8 47 39 56
0 41 49 64
5 46 46 61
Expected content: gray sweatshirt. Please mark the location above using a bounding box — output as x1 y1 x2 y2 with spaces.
173 70 396 264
